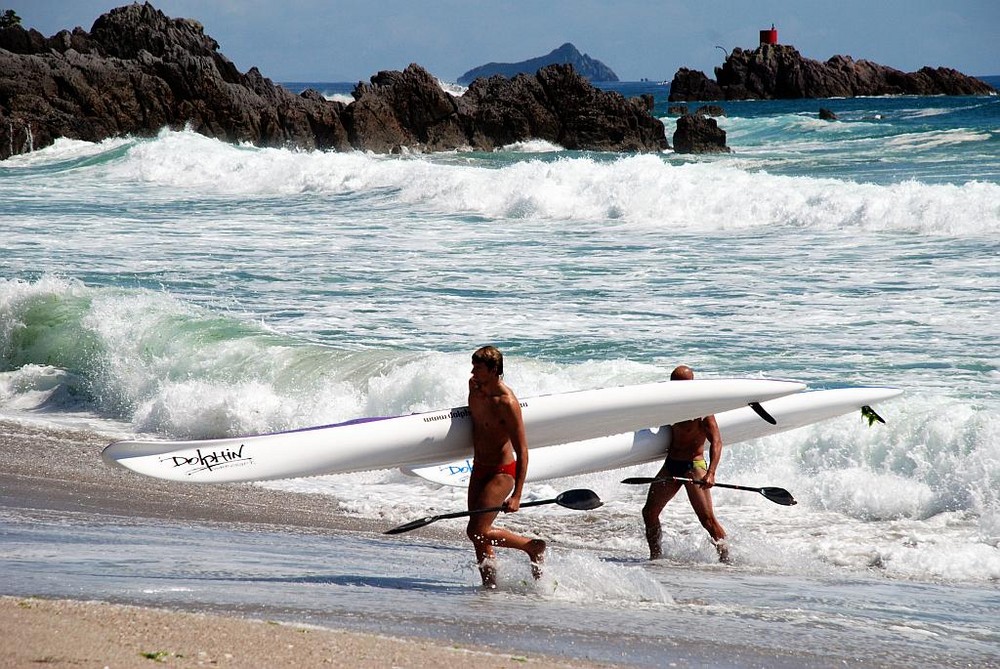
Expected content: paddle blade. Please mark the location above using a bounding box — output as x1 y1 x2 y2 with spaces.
861 405 886 426
620 477 656 485
556 488 603 511
760 487 798 506
384 516 436 534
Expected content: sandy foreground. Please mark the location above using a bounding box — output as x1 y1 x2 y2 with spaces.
0 419 618 668
2 595 606 668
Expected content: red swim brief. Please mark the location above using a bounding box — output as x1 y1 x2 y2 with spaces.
470 460 517 481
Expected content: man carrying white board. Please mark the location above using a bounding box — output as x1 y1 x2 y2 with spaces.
467 345 546 588
642 365 730 563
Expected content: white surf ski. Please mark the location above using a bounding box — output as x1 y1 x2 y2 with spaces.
102 378 805 483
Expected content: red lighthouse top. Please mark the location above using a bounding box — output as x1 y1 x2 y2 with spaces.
760 24 778 45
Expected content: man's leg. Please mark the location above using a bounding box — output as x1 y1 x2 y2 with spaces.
467 474 545 585
467 475 505 587
685 483 729 563
642 474 681 560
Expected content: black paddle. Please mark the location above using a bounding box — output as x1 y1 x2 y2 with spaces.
621 476 797 506
384 488 604 535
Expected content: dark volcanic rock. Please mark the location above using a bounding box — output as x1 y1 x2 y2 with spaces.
668 68 725 102
349 62 666 153
0 2 350 159
0 4 664 159
458 65 666 152
669 44 997 101
672 114 729 154
457 73 562 150
458 42 618 86
695 105 726 117
342 64 467 153
508 65 657 151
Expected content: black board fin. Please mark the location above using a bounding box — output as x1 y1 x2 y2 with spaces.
749 401 777 425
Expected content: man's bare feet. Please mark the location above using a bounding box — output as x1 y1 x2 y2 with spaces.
527 539 546 580
479 557 498 589
715 540 731 564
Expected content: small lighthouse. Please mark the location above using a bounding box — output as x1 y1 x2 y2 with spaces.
760 24 778 45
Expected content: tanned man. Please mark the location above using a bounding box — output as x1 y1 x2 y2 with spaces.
642 365 730 563
466 345 546 588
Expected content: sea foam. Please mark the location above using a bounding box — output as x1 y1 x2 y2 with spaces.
87 130 1000 237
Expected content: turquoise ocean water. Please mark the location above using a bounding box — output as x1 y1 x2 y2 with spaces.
2 79 999 666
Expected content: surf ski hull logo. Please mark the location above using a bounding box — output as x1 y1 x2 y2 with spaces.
162 444 253 475
441 459 473 478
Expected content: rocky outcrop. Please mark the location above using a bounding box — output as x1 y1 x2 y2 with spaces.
458 42 618 86
672 114 729 154
668 68 725 103
342 64 468 153
0 4 664 160
669 44 996 101
0 3 351 158
695 105 726 117
459 66 664 152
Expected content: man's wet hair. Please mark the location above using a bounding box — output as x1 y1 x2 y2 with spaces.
472 345 504 376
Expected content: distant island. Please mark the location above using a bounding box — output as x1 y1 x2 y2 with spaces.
669 42 995 101
457 43 618 85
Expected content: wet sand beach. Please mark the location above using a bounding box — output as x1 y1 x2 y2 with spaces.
1 419 617 668
0 419 378 533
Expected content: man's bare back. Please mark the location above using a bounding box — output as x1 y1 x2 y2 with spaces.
668 416 714 462
641 365 729 562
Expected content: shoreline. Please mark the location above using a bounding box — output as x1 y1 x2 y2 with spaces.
0 419 616 669
7 417 993 668
1 418 620 668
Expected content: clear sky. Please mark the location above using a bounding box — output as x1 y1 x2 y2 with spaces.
6 1 999 82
